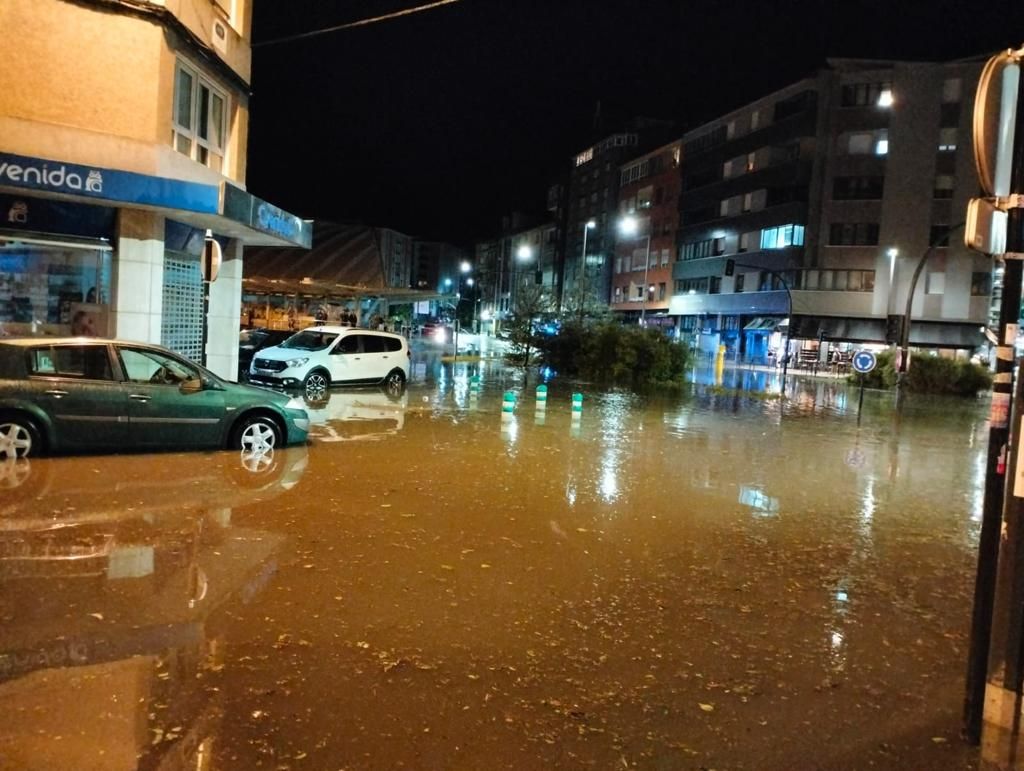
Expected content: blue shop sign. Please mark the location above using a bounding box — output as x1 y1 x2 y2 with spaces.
223 183 312 247
0 193 115 241
0 151 220 214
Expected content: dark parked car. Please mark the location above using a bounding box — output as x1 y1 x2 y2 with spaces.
238 328 293 380
0 338 310 459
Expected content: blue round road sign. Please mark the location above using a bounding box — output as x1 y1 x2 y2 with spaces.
852 350 877 374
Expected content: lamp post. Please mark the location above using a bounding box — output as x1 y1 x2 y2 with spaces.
452 260 472 361
619 215 652 325
578 219 596 319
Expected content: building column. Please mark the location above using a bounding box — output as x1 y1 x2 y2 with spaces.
206 239 243 381
110 209 164 343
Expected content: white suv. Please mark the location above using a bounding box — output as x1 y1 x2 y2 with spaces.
248 326 409 397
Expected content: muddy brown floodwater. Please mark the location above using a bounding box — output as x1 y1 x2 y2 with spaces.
0 370 989 770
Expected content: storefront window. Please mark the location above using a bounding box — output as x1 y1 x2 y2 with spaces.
0 239 112 337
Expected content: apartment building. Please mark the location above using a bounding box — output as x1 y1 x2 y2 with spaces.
612 139 682 329
671 58 988 362
556 119 675 314
0 0 310 378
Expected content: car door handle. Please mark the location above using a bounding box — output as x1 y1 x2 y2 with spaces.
129 394 150 402
44 389 68 399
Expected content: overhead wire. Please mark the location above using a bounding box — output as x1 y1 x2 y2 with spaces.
253 0 464 48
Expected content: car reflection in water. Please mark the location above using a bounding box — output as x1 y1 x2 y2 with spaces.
0 447 305 771
303 386 408 443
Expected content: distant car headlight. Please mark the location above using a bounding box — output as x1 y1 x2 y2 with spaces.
285 357 309 368
433 328 447 343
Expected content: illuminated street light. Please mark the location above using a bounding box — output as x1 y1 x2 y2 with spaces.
578 220 597 319
460 260 472 274
619 215 651 324
517 245 533 261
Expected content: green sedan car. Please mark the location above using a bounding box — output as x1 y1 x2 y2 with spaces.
0 338 310 458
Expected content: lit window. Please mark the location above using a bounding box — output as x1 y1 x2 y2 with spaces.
877 88 894 108
875 130 889 155
760 224 805 250
173 60 228 173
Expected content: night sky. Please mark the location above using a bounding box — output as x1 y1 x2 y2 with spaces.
248 0 1022 245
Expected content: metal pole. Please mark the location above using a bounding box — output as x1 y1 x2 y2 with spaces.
780 277 793 396
896 222 967 393
640 234 651 325
964 57 1024 744
579 223 590 321
200 279 210 368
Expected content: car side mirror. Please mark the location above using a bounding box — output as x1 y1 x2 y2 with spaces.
180 377 203 395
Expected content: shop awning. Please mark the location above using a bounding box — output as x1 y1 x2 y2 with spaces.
0 151 311 248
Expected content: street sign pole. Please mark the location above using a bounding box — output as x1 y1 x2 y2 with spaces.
966 46 1024 759
851 350 876 425
200 232 222 369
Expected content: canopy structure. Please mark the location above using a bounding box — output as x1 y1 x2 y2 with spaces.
242 276 445 304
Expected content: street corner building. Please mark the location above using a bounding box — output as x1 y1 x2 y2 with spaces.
0 0 311 380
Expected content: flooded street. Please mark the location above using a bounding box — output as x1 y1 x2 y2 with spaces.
0 364 988 770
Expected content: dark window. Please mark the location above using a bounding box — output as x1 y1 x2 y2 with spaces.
29 345 113 380
773 91 810 121
758 271 770 291
361 335 388 353
709 276 721 294
828 222 880 246
334 335 360 354
930 225 951 247
840 82 890 107
972 272 992 296
734 273 745 292
833 176 884 200
683 204 718 225
683 167 720 190
385 337 403 352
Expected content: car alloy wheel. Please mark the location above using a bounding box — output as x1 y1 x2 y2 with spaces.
0 422 33 460
384 369 406 395
239 419 278 453
304 371 329 399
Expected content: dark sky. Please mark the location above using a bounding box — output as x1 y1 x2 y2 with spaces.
248 0 1022 245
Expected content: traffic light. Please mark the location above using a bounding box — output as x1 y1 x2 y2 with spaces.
885 314 903 344
724 258 735 276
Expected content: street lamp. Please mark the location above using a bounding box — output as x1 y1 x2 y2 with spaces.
578 220 596 318
619 215 652 324
453 262 473 362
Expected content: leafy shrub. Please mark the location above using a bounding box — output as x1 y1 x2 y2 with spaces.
850 350 991 396
538 322 689 385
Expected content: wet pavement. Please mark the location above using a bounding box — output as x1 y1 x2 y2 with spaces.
0 362 988 769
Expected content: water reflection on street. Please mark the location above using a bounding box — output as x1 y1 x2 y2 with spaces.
0 366 988 769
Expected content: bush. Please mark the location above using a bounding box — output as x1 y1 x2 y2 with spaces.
538 322 689 386
850 350 991 396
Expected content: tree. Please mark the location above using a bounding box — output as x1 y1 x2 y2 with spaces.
506 283 551 369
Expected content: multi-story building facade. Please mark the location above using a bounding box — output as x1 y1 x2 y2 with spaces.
0 0 310 379
555 119 676 315
611 139 682 328
474 218 557 330
560 132 637 315
671 58 988 362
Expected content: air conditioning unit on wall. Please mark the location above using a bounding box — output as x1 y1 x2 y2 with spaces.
211 18 229 55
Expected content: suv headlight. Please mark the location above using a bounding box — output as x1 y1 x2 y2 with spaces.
285 357 309 368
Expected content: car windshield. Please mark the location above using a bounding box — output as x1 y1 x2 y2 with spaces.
280 331 338 351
